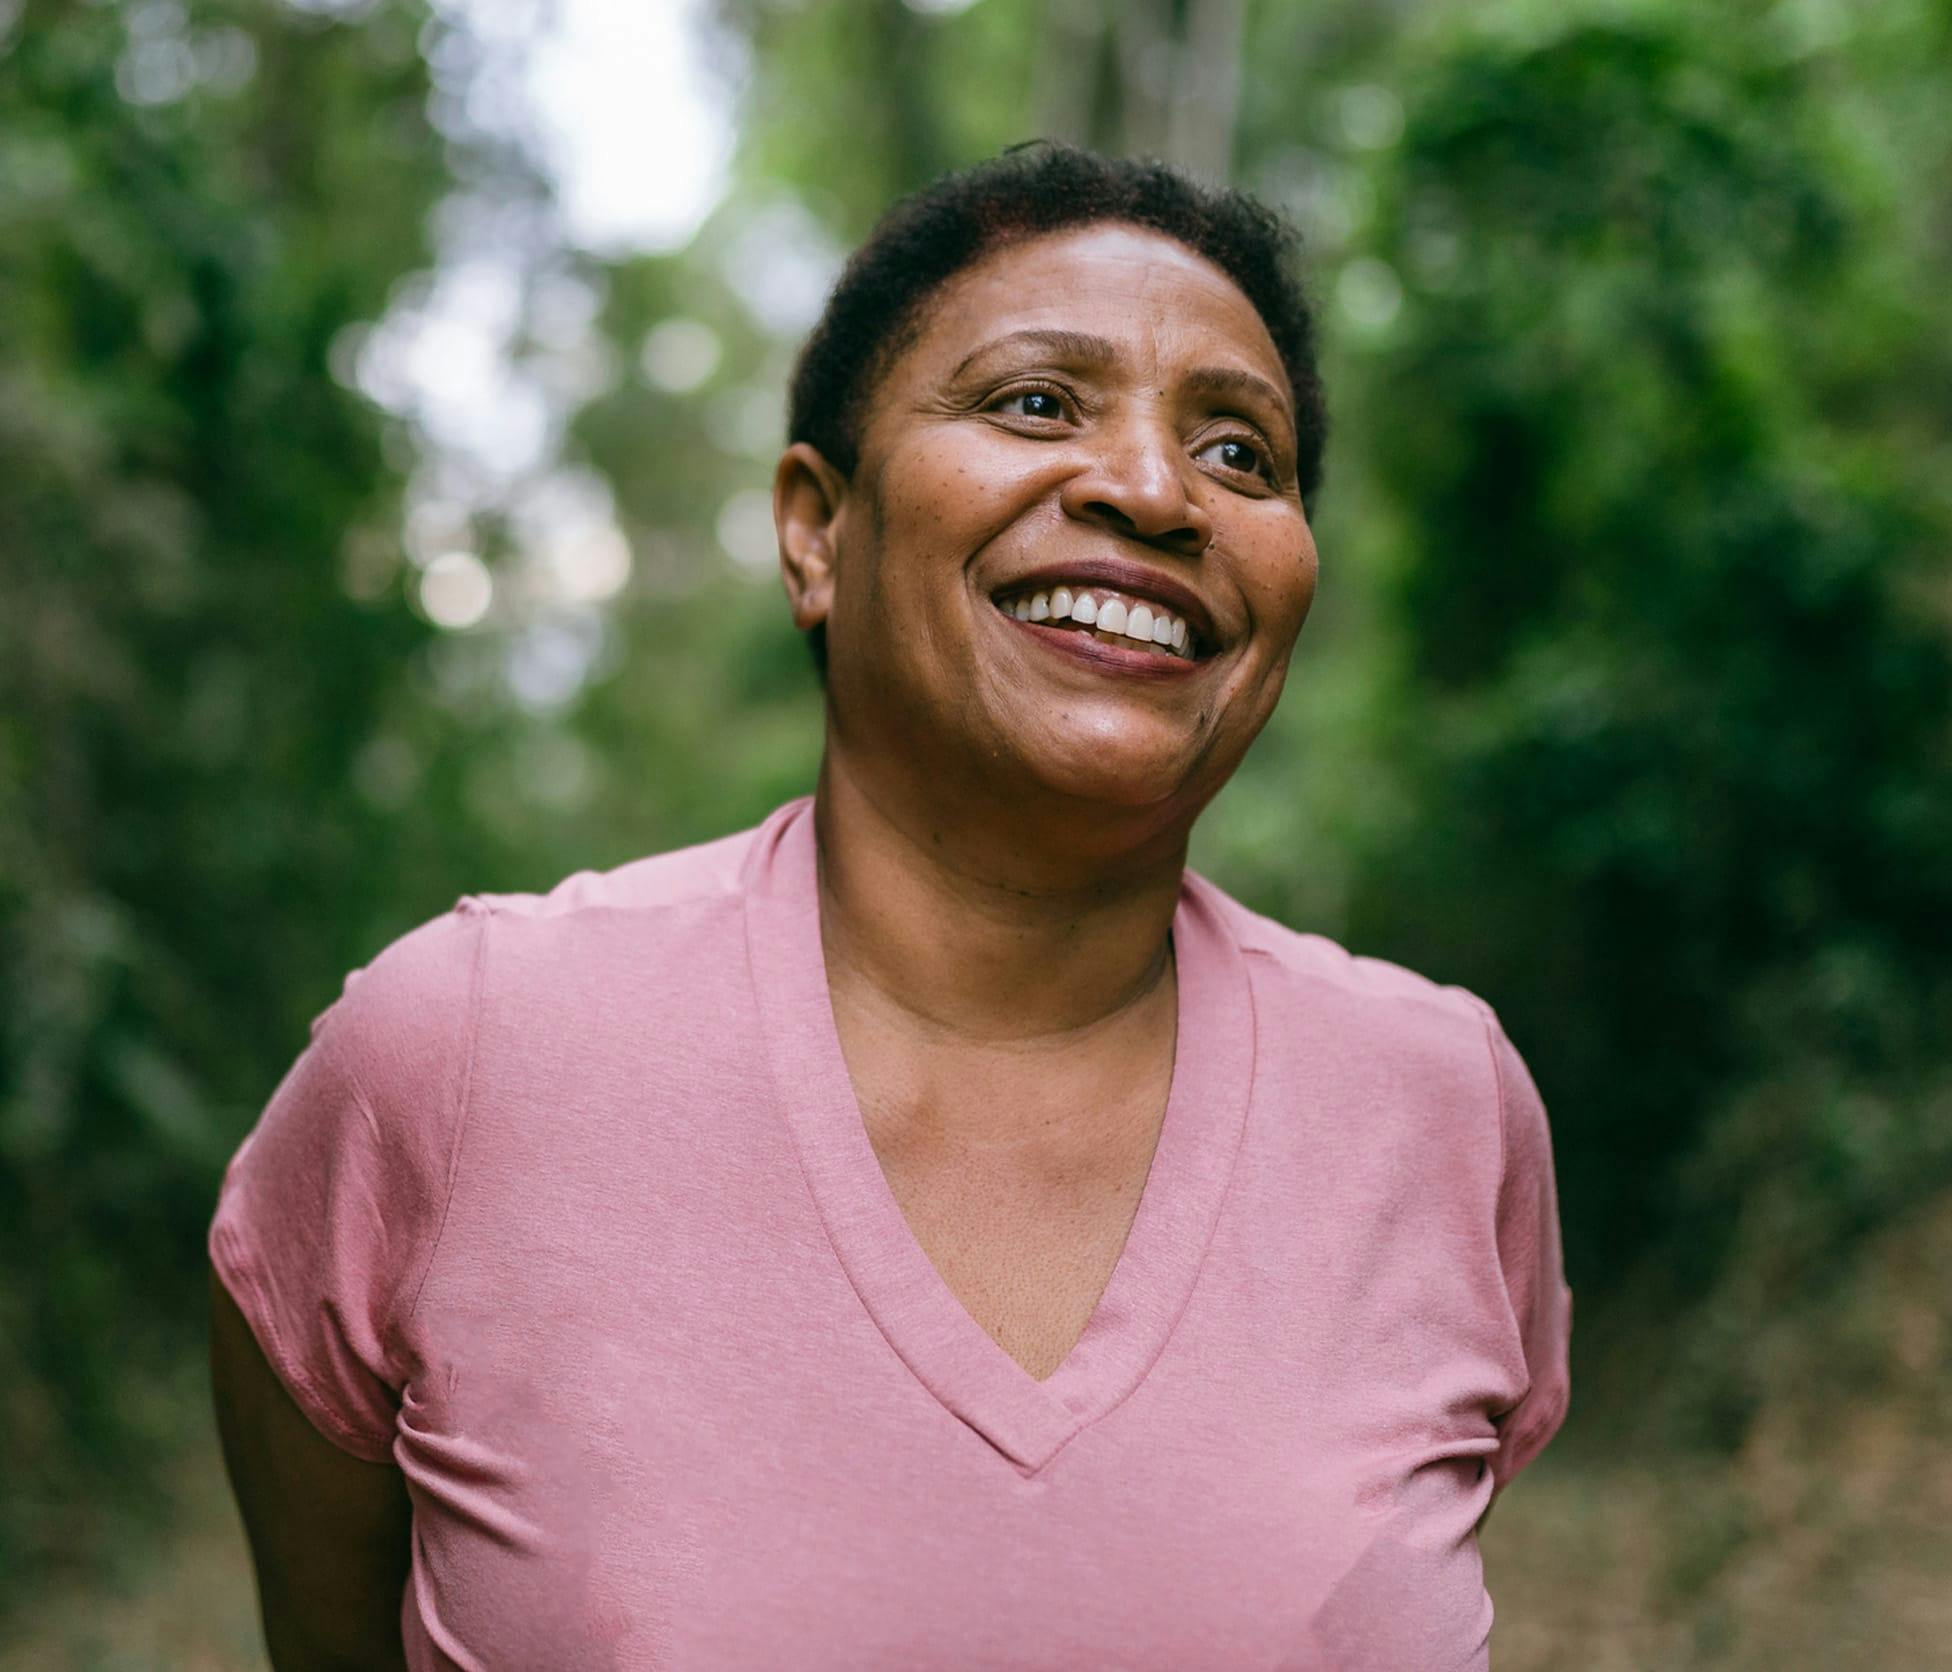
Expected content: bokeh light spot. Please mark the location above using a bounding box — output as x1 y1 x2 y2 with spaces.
419 550 495 628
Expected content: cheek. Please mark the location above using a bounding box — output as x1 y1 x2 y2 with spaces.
1238 516 1319 634
870 429 1057 561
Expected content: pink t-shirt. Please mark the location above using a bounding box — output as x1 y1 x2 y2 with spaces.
209 794 1572 1670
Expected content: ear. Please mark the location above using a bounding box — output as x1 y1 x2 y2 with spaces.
773 442 849 633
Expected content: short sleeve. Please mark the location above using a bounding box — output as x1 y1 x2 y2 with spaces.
208 899 491 1460
1481 1009 1574 1497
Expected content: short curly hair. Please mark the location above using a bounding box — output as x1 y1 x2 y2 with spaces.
786 141 1328 683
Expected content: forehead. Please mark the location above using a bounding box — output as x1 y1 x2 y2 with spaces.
893 222 1289 396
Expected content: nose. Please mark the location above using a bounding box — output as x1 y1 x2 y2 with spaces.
1058 414 1214 556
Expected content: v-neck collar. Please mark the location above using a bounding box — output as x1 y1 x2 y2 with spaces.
741 796 1257 1474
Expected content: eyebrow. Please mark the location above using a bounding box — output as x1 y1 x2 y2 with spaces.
949 328 1296 435
1180 365 1296 437
949 328 1118 382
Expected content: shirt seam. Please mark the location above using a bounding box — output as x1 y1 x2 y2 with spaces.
466 883 745 926
1460 991 1529 1425
1470 994 1512 1218
1236 938 1488 1030
401 898 495 1336
461 824 770 926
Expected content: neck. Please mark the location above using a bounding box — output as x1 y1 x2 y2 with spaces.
811 747 1190 1046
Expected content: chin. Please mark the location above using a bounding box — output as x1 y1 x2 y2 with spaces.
1015 735 1210 813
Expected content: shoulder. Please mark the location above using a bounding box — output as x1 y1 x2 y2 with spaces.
1195 873 1502 1059
448 818 772 1008
1191 871 1556 1196
323 814 775 1096
462 820 759 926
315 901 490 1117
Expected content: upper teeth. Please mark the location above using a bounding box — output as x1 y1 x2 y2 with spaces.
1001 586 1194 657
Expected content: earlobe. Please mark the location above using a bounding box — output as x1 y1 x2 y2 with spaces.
774 443 847 632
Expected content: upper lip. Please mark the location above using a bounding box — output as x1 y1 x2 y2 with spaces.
990 557 1221 651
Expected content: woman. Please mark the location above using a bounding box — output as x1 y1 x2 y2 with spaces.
209 144 1572 1670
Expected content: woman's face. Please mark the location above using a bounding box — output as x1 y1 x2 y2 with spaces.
789 221 1319 824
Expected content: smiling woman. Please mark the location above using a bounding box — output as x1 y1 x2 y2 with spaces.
208 144 1571 1671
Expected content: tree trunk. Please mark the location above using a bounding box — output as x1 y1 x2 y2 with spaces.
1035 0 1244 182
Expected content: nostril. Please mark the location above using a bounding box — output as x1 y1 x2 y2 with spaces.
1082 501 1204 552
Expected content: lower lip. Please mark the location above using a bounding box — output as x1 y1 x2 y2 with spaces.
993 605 1205 681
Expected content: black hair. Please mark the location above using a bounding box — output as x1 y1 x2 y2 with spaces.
786 141 1327 683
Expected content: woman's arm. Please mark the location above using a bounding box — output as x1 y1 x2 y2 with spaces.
208 1264 414 1671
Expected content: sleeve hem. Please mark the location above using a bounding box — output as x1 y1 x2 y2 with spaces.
208 1216 398 1465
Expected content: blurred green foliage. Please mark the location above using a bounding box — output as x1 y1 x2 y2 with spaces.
1318 8 1952 1445
3 0 1949 1643
2 0 462 1589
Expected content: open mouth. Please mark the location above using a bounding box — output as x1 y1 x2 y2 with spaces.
989 582 1209 663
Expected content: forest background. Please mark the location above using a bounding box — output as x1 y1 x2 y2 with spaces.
3 0 1949 1664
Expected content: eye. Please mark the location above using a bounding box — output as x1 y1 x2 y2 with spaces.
988 385 1072 422
1197 435 1271 481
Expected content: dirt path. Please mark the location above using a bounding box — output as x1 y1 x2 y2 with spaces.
2 1428 263 1672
